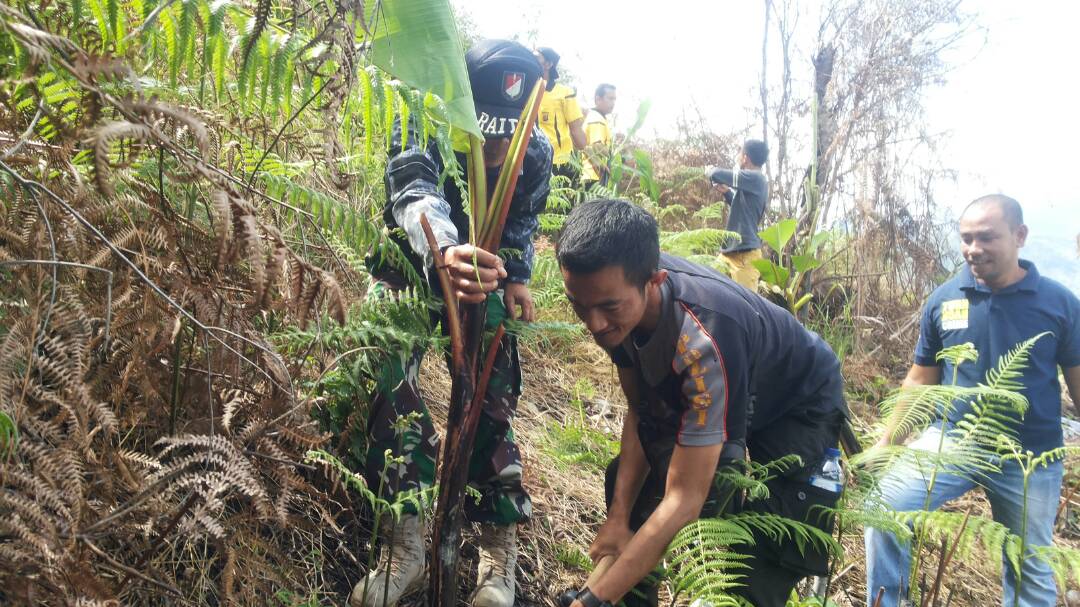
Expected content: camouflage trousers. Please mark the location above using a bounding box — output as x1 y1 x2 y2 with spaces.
364 284 531 525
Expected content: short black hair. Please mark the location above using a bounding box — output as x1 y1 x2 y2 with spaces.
963 194 1024 229
556 199 659 288
595 83 616 99
743 139 769 167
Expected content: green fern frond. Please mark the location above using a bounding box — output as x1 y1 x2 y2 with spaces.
660 228 741 257
260 173 422 288
1028 445 1080 469
360 66 375 162
983 332 1049 392
693 202 728 223
305 449 433 518
710 456 802 512
538 213 566 234
88 0 110 50
836 501 913 540
727 512 841 559
936 342 978 368
1030 543 1080 592
876 383 1026 445
893 510 1013 575
667 518 754 606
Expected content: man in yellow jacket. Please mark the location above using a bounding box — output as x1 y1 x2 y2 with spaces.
582 83 616 185
534 47 586 182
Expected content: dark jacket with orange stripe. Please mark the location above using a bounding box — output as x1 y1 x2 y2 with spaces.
611 254 846 456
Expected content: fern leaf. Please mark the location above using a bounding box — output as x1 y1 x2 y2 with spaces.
383 81 396 152
984 332 1049 392
239 0 270 83
359 66 375 162
87 0 110 51
174 0 195 86
660 228 741 257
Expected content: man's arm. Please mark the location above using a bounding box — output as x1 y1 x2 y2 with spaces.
874 363 942 447
585 442 723 604
588 367 650 562
706 167 766 197
1065 366 1080 419
386 122 505 302
569 117 587 150
564 95 586 150
385 122 459 268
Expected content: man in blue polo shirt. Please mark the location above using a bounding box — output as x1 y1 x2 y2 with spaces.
865 194 1080 606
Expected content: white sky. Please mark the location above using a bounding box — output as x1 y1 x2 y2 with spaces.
454 0 1079 245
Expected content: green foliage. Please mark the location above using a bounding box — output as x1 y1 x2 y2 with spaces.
0 409 16 458
260 173 423 287
759 218 798 254
1029 543 1080 592
545 174 577 215
541 380 619 474
693 201 729 224
555 543 592 571
528 250 569 310
666 517 754 606
306 448 432 521
659 228 741 258
274 287 439 365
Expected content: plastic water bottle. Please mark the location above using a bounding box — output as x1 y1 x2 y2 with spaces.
809 447 844 493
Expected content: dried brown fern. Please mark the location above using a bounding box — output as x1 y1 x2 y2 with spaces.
0 4 394 604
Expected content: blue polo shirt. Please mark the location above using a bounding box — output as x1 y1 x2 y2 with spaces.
914 260 1080 454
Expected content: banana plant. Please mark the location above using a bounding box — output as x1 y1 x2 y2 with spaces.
752 218 831 313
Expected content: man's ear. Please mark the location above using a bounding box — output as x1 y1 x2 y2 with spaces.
648 269 668 288
1015 224 1029 247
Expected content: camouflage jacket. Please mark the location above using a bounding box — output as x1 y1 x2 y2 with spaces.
381 122 553 284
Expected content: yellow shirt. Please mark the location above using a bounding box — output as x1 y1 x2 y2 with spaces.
537 83 583 165
582 108 612 182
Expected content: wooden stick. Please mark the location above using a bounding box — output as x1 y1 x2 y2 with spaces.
587 554 617 588
419 213 462 370
924 509 970 607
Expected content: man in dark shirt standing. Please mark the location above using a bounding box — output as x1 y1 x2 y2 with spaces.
708 139 770 290
556 199 847 607
356 39 552 607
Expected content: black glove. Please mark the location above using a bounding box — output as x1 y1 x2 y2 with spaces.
558 589 579 607
575 588 613 607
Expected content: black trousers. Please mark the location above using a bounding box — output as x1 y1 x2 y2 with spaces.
604 407 845 607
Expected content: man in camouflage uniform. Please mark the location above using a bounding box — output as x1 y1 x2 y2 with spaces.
354 39 552 607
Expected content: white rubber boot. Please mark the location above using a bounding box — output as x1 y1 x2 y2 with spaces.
350 514 425 607
472 524 518 607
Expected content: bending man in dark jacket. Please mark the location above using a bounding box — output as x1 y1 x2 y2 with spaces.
557 199 846 607
355 39 552 607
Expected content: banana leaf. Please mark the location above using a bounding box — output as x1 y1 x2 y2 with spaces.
366 0 481 140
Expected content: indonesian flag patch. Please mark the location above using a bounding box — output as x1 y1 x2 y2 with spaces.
502 71 524 101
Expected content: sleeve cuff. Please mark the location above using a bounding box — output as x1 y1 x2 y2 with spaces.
913 355 939 367
676 430 726 447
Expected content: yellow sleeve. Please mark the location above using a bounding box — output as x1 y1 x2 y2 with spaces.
563 94 584 124
585 120 606 145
